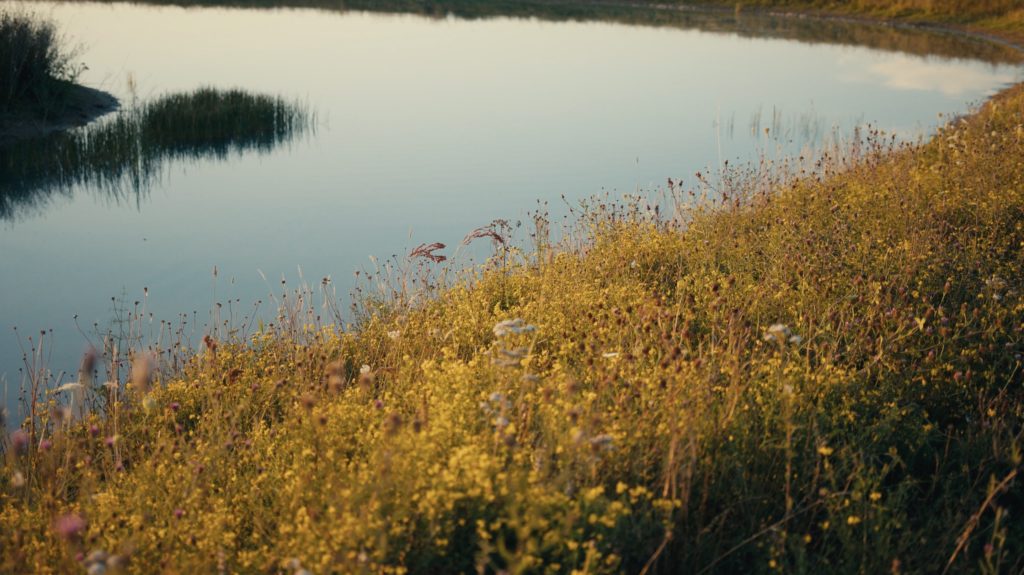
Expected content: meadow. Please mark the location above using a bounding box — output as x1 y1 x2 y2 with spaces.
1 1 1023 574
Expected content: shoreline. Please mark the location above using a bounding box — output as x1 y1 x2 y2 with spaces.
547 0 1024 57
0 83 119 148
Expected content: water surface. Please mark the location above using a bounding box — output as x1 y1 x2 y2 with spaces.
0 0 1020 422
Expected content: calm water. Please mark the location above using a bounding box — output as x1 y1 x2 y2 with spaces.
1 1 1021 422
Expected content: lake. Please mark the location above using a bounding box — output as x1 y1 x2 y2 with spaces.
0 0 1020 423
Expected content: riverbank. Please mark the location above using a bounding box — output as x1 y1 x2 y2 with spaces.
2 3 1023 575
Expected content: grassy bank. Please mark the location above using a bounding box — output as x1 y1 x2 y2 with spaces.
700 0 1024 46
1 51 1022 575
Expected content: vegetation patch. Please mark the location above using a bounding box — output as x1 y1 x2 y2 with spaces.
0 8 116 144
2 71 1022 575
0 87 311 221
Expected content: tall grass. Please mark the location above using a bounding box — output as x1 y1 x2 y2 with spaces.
0 9 79 115
1 76 1021 574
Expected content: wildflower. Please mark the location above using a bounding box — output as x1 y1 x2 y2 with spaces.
387 330 400 340
601 352 619 359
11 471 25 488
174 509 185 519
817 445 834 457
84 550 108 568
493 319 536 337
493 347 528 367
39 439 52 451
846 515 861 526
360 364 371 375
764 323 801 345
870 491 882 502
88 424 100 437
10 429 29 455
84 550 108 575
54 513 87 541
169 402 181 412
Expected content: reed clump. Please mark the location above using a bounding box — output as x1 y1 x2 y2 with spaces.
0 87 311 221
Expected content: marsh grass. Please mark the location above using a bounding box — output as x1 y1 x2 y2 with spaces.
0 9 81 117
1 71 1022 573
0 87 312 221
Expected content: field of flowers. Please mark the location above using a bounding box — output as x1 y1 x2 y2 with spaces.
3 29 1024 575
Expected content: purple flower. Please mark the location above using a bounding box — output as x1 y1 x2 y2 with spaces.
173 509 184 519
39 439 53 452
10 429 29 455
54 513 87 541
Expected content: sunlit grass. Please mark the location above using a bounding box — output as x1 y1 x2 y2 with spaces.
2 71 1022 574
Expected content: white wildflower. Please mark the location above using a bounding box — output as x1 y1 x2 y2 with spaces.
764 323 801 345
493 318 536 337
387 330 400 340
360 364 371 375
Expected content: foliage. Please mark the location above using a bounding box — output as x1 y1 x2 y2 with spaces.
0 9 80 115
2 71 1023 574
